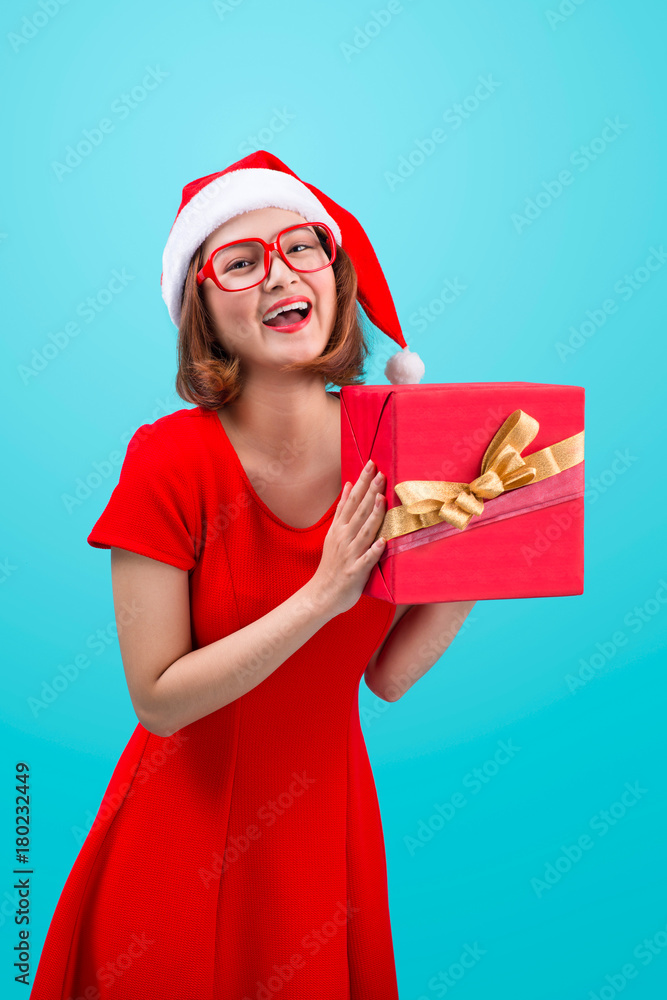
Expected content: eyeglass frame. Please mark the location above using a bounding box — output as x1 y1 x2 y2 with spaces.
196 221 337 292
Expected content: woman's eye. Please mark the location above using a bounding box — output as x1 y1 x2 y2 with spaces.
226 259 252 271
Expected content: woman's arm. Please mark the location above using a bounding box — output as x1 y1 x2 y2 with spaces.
364 600 477 702
110 547 344 738
109 456 391 738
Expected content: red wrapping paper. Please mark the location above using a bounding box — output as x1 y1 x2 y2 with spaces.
339 382 585 604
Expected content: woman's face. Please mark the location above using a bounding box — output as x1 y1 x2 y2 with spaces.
199 207 337 375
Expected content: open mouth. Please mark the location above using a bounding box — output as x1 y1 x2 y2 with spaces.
262 299 312 329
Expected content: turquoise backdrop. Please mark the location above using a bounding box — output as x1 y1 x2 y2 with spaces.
2 1 666 997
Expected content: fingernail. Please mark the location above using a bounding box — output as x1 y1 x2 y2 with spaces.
365 459 374 472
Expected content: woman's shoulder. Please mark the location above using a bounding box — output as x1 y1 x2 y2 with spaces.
126 405 211 464
88 406 207 569
131 404 204 444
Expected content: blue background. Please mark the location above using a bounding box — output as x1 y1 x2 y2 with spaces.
2 1 666 997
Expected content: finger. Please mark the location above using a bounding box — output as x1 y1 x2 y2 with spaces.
339 463 377 523
333 481 352 520
357 515 388 565
349 492 386 555
348 471 385 530
368 530 387 559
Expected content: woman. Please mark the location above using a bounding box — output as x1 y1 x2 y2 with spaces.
31 151 476 1000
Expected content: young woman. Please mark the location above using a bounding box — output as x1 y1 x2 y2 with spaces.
31 151 476 1000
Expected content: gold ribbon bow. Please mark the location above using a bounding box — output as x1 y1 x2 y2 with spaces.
376 409 584 541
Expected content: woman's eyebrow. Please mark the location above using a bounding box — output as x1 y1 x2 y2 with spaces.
215 223 313 246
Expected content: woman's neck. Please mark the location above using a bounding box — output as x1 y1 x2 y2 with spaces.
217 383 340 464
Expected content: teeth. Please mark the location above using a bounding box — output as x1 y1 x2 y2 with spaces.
263 300 310 322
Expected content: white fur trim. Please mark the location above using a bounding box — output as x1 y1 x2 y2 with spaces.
384 346 426 385
162 168 343 327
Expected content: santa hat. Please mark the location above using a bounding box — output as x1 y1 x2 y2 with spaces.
160 150 425 385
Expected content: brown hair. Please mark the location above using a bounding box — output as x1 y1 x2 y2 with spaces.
175 243 372 410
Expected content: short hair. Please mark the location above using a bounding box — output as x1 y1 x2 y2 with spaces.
175 242 371 410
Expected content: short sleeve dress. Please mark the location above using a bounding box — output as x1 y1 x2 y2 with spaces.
30 397 400 1000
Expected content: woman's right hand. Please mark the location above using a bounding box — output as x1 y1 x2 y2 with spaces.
309 460 387 618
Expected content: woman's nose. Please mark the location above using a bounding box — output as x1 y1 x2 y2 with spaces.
265 249 296 285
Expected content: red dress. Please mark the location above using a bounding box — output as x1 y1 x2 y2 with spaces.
30 397 400 1000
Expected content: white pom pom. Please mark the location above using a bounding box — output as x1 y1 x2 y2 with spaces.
384 346 426 385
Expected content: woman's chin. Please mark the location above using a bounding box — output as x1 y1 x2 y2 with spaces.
265 322 330 351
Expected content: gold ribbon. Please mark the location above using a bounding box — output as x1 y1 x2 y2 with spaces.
375 409 584 541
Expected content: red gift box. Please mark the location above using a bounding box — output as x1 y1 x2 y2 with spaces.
339 382 585 604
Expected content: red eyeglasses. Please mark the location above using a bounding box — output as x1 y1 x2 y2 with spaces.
196 222 337 292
